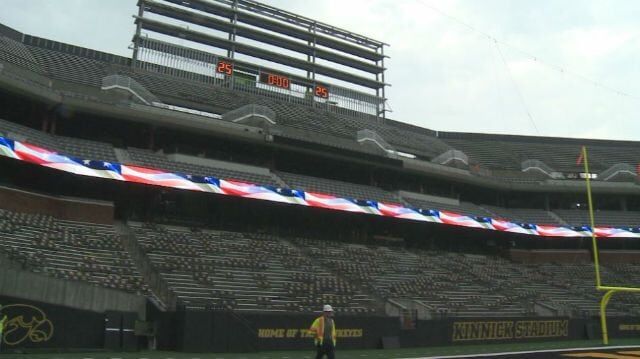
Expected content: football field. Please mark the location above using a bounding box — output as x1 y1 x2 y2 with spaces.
4 339 640 359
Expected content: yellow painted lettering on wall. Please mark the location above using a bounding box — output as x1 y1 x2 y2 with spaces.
453 319 568 342
619 324 640 331
300 328 315 338
336 329 363 338
514 320 568 339
258 328 363 339
452 321 513 342
257 328 286 338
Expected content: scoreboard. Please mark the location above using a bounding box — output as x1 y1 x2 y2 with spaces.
216 60 233 75
314 84 329 98
259 72 290 90
216 60 329 98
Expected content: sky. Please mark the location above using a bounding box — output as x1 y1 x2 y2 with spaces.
0 0 639 141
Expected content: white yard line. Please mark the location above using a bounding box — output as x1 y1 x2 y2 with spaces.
395 344 640 359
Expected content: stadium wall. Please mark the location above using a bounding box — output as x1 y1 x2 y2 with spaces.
2 300 639 352
407 317 640 346
399 317 640 347
245 312 396 351
0 294 104 352
151 310 397 352
0 266 145 314
411 317 576 346
509 249 591 263
510 249 640 263
0 185 114 224
150 310 640 352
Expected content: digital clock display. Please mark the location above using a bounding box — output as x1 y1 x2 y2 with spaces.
216 60 233 75
315 84 329 98
259 72 290 89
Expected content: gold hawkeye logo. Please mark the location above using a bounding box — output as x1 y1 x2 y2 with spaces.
1 304 54 345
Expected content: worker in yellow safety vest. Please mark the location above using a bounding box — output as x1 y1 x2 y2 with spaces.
309 304 337 359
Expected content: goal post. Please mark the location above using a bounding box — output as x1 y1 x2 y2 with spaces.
581 145 640 345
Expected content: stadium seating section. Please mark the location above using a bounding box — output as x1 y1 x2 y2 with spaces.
0 34 44 75
0 118 118 162
3 206 640 318
127 147 280 187
1 118 639 227
276 171 401 203
553 209 640 227
129 222 378 314
0 208 148 295
403 197 490 218
482 205 564 225
441 133 640 172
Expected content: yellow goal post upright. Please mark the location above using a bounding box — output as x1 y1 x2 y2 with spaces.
581 145 640 345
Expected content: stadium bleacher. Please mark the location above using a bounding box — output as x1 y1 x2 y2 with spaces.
0 118 58 150
57 135 119 163
553 209 640 227
283 237 640 317
276 171 401 203
28 46 110 88
129 222 378 314
440 132 640 173
0 33 44 75
402 196 490 218
0 118 119 162
4 203 640 318
127 147 280 186
0 208 148 295
482 205 564 225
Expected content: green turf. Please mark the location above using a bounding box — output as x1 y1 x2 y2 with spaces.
4 338 640 359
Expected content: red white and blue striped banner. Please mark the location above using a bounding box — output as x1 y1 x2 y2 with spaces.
1 135 638 238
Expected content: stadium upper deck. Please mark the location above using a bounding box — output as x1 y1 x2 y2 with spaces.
0 21 639 201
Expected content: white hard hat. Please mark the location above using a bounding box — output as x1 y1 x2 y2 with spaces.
323 304 333 312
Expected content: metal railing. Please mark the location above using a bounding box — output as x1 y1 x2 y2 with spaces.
134 39 385 119
521 159 563 179
432 149 469 166
599 163 637 181
101 74 161 105
119 231 177 310
357 129 392 152
222 104 277 125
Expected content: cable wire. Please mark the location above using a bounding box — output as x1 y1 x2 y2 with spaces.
411 0 640 102
494 41 540 135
